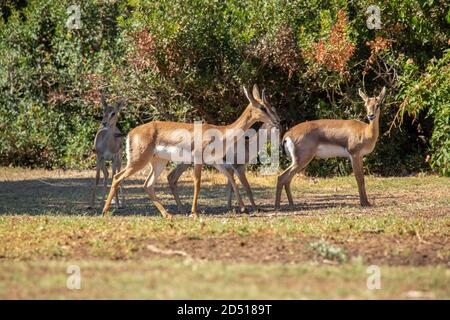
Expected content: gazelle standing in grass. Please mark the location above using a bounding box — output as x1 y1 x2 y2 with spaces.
89 96 125 209
275 87 386 208
167 122 276 213
102 85 280 218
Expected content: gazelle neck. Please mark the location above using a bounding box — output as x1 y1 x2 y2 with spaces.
366 114 380 141
226 105 256 133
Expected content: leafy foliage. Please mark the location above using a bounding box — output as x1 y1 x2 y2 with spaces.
0 0 449 175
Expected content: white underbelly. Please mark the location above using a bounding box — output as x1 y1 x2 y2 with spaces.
155 145 193 162
316 144 349 159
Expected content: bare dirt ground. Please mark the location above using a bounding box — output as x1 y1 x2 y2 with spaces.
0 167 449 299
0 167 449 266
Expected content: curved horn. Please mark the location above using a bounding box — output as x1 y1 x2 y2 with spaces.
243 86 256 104
261 88 267 102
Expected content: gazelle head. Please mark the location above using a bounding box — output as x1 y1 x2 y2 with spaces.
101 95 124 128
243 84 280 128
358 87 386 122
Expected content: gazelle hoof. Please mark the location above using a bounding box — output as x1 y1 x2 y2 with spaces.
361 201 372 207
189 213 199 219
240 208 249 214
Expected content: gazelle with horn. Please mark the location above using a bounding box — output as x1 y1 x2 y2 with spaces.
89 96 125 209
275 87 386 208
167 122 275 213
102 84 279 218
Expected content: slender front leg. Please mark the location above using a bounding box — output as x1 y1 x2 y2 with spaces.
100 161 109 204
233 165 258 211
112 159 120 209
226 168 235 210
103 166 137 215
191 164 203 218
350 155 370 206
89 162 101 208
144 159 172 219
214 164 247 214
117 157 125 208
168 163 190 214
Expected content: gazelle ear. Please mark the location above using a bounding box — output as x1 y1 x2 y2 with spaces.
378 86 386 102
252 84 261 100
101 95 108 110
116 99 125 111
358 88 368 102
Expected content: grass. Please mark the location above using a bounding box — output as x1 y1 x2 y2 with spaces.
1 259 448 299
0 167 449 299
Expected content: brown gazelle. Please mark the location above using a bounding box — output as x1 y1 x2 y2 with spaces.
89 96 125 209
167 122 276 213
275 87 386 208
102 85 279 218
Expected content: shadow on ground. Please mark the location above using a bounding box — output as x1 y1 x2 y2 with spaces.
0 177 266 216
0 175 382 216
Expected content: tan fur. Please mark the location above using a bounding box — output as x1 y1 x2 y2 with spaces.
167 123 274 213
275 87 386 208
102 85 280 218
89 96 125 209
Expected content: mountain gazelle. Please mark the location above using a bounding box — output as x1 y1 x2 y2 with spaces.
102 84 280 218
275 87 386 208
89 95 125 209
167 122 275 213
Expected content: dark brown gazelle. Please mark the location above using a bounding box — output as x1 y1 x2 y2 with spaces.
102 84 280 218
90 95 125 209
275 87 386 208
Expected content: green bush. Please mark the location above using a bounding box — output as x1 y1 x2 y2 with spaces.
0 0 449 175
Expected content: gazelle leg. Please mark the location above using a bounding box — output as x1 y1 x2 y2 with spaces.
144 159 172 219
275 163 293 209
117 157 125 208
214 164 247 214
233 165 258 211
190 164 203 218
275 163 299 209
275 154 313 209
226 167 235 210
112 159 120 209
101 160 109 204
103 164 143 216
89 160 102 208
350 155 371 206
167 163 190 214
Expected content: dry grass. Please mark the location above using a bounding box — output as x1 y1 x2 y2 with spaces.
0 167 449 299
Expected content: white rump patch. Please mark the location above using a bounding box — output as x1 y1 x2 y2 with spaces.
284 137 296 161
126 135 131 161
316 144 349 159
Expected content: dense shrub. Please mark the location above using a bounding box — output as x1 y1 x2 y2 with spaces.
0 0 449 176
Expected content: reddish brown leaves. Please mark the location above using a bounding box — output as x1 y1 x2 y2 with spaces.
127 29 159 73
303 10 355 75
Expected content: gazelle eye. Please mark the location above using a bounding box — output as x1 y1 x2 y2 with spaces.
111 112 116 117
